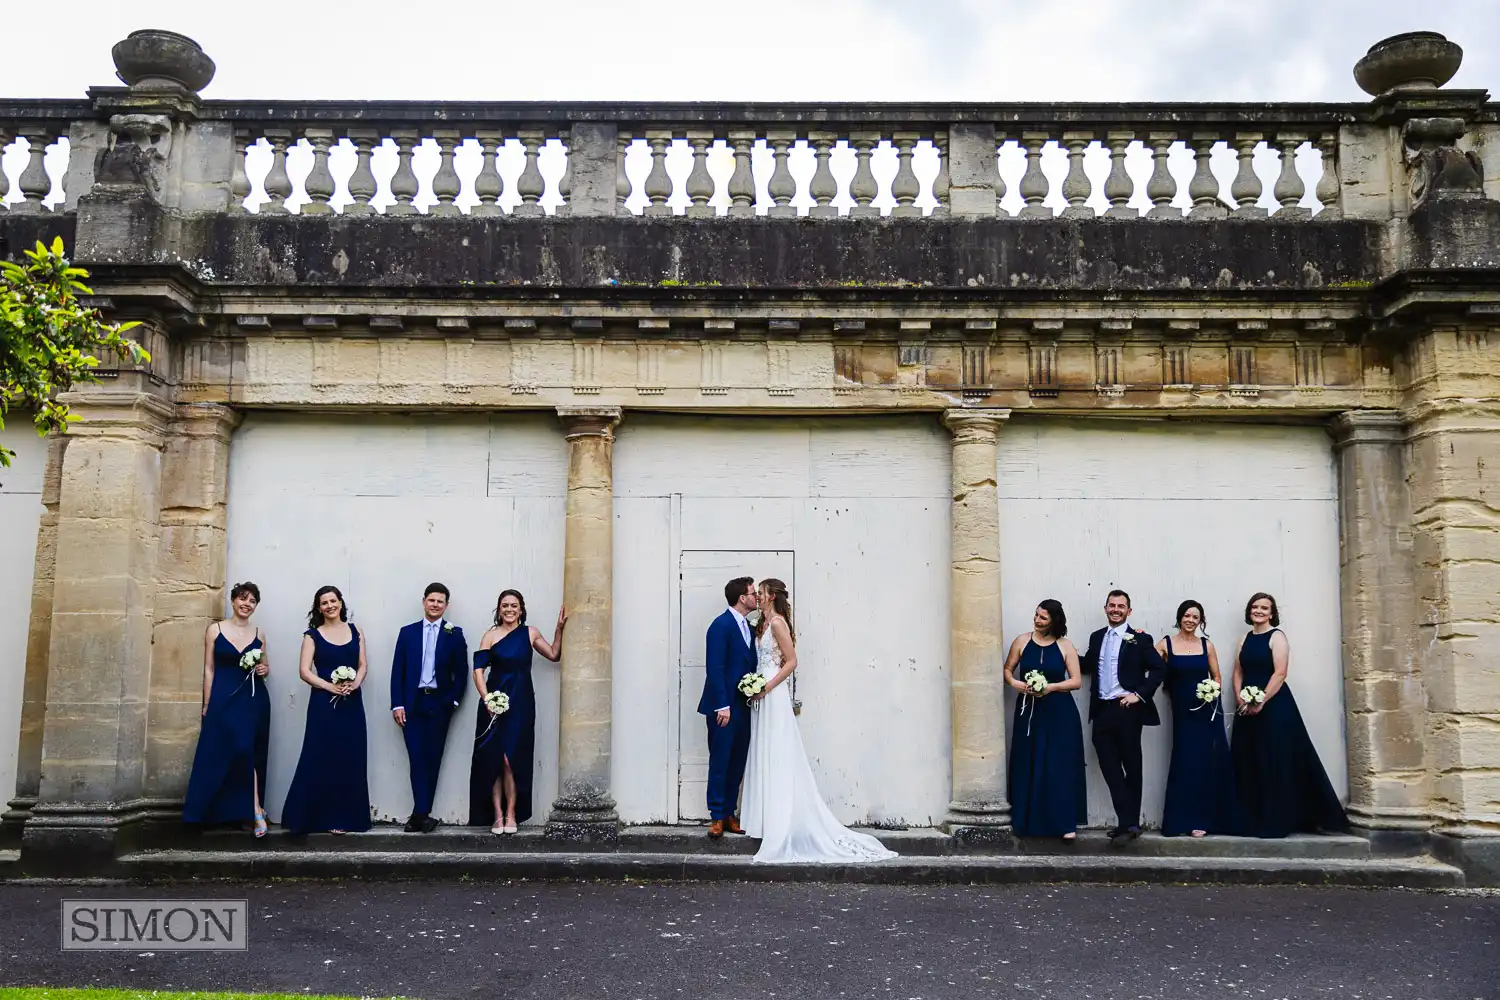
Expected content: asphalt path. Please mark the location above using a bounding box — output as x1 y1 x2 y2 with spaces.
0 881 1495 1000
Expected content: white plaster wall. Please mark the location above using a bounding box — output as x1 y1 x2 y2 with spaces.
225 413 565 825
998 418 1346 829
0 424 47 806
612 415 952 826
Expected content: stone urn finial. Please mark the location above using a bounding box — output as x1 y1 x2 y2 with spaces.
1354 31 1463 96
111 29 216 94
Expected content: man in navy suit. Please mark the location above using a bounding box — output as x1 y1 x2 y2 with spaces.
1079 589 1167 847
697 576 760 838
390 582 469 833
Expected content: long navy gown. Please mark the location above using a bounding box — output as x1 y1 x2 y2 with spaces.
1008 638 1087 837
469 626 538 827
281 625 371 834
182 629 270 824
1160 636 1239 836
1230 628 1350 838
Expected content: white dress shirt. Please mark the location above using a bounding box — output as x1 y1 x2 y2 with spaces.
419 618 441 689
715 607 754 713
1098 622 1130 700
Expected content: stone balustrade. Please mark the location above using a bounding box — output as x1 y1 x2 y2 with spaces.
6 100 1456 221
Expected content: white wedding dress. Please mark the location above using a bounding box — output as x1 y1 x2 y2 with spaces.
740 620 897 864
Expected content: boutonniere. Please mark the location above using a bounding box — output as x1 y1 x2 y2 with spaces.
1121 631 1137 644
443 621 455 633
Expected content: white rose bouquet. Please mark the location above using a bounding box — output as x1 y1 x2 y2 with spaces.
738 673 767 702
1238 685 1266 713
477 690 511 743
745 609 763 629
237 647 264 696
329 666 356 706
1193 678 1222 720
1022 670 1049 695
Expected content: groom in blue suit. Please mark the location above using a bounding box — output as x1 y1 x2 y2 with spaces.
390 583 469 833
698 576 760 838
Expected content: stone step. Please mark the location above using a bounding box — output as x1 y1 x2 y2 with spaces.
106 848 1463 889
179 824 1371 859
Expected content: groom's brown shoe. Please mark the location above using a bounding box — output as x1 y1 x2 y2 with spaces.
724 817 745 835
707 820 725 838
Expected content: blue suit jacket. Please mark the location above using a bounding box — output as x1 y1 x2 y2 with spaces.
390 619 469 712
697 609 758 716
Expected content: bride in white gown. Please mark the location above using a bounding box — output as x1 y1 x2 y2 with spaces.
739 578 897 864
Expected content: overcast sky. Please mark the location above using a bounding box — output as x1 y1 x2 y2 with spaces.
2 0 1496 103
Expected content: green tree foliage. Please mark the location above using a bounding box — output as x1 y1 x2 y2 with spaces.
0 238 147 467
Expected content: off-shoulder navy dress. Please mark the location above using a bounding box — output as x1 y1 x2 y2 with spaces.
469 625 538 826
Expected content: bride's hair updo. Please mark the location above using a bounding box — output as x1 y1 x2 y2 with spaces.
759 578 795 643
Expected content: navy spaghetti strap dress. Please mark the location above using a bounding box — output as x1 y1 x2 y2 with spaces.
182 629 270 824
281 625 371 834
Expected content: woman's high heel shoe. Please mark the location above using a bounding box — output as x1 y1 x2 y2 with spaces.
253 810 268 839
503 823 518 835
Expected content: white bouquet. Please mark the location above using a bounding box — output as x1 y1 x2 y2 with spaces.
738 673 767 701
1238 685 1266 712
237 647 264 695
1194 678 1222 719
746 609 763 628
477 690 510 743
329 666 356 706
1022 670 1049 695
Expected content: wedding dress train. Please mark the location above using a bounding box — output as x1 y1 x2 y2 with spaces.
740 622 897 864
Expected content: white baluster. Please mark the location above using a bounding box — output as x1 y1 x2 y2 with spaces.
1187 133 1226 220
1103 130 1135 219
643 130 673 217
1060 131 1094 219
727 131 755 218
809 131 838 219
261 129 293 215
931 131 950 218
849 132 880 219
1230 133 1265 219
1145 132 1180 220
388 129 419 216
514 129 546 218
0 130 10 210
302 128 336 215
472 130 504 217
12 132 53 213
891 131 921 218
1273 134 1309 219
555 131 572 217
616 132 633 216
430 129 462 217
993 132 1009 216
767 130 797 218
1018 132 1050 218
229 129 251 214
685 131 715 218
1315 134 1341 220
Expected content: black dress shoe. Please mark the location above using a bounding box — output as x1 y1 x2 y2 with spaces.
403 814 424 833
1107 826 1131 847
420 815 440 833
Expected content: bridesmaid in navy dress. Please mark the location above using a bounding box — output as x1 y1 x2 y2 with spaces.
183 582 272 836
1005 599 1087 840
469 589 566 835
1156 599 1238 837
1231 592 1350 838
281 585 371 835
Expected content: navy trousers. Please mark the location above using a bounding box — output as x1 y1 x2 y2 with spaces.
1092 699 1146 830
404 692 452 817
705 710 751 821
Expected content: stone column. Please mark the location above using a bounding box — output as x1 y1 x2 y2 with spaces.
942 408 1012 843
1332 411 1429 846
0 435 67 846
546 406 622 842
22 391 173 867
144 404 239 819
1405 388 1500 883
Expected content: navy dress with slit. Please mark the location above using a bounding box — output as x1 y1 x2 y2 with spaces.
183 629 270 824
469 625 538 826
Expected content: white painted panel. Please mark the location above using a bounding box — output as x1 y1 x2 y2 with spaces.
226 414 565 826
999 418 1345 829
610 415 951 826
0 424 47 806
